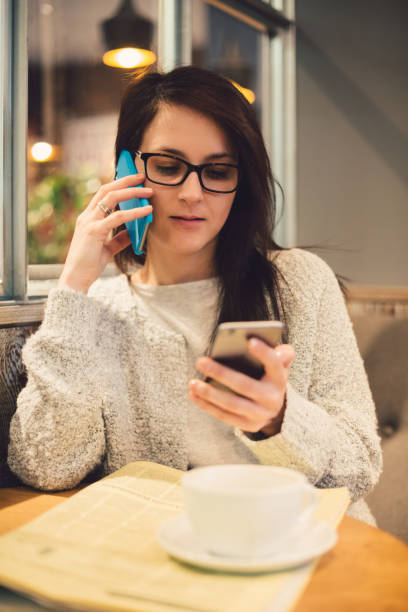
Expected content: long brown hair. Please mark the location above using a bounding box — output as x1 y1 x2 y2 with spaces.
114 66 286 336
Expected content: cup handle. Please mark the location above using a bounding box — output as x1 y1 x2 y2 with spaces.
298 485 318 524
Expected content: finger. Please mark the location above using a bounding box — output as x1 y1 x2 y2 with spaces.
195 357 268 403
86 174 148 212
275 344 295 369
93 186 153 217
104 229 131 257
247 338 287 384
101 204 153 231
189 379 269 422
189 388 259 431
113 172 148 189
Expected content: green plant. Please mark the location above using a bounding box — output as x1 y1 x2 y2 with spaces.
28 173 95 264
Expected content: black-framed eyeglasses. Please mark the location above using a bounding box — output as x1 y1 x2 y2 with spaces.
136 151 239 194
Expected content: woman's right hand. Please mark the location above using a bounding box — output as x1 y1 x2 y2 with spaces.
57 174 153 293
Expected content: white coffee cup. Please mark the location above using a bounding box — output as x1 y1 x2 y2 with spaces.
181 464 317 558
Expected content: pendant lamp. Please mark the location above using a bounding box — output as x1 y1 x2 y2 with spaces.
101 0 156 69
215 42 256 104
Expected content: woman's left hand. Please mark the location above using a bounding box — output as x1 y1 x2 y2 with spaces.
189 339 295 437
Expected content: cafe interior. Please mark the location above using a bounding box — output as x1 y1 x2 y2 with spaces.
0 0 407 610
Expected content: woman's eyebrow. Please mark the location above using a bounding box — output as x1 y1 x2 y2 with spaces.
205 152 236 162
157 147 236 162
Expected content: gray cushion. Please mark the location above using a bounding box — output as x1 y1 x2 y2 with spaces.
351 314 408 543
0 326 39 486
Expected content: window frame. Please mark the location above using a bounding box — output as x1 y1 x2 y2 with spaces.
1 0 295 306
1 0 28 304
269 0 297 247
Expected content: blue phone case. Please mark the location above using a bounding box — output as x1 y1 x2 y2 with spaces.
115 150 153 255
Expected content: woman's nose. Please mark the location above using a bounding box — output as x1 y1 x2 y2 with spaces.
178 170 204 202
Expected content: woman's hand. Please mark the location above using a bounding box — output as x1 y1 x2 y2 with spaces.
189 339 295 437
57 174 153 293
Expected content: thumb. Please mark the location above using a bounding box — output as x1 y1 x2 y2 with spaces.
275 344 295 369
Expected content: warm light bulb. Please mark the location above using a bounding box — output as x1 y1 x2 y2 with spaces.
102 47 156 69
116 48 143 68
230 80 256 104
31 141 53 162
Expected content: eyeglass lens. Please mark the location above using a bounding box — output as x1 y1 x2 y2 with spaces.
146 156 238 193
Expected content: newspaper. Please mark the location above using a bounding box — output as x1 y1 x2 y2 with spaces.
0 462 350 612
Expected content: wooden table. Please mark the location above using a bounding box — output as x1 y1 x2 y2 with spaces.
1 487 408 611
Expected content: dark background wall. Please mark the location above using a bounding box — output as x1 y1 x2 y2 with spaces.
295 0 408 286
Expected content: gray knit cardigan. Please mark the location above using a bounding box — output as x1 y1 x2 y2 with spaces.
8 249 382 523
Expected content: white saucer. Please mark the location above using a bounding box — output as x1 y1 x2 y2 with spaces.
157 514 337 574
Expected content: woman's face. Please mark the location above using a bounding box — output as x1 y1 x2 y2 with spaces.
135 104 237 259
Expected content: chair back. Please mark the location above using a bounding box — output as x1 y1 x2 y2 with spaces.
348 289 408 544
0 323 40 486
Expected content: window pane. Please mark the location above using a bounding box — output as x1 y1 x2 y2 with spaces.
27 0 158 265
192 1 264 120
0 1 5 287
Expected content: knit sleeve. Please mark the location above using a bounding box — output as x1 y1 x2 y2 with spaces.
7 287 115 490
237 252 383 502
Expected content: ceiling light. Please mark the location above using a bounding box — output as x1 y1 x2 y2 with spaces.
230 80 256 104
31 141 54 162
101 0 156 69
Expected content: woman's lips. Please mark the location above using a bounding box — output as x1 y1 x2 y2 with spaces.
170 216 205 228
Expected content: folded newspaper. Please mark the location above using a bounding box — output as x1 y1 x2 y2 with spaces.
0 462 350 612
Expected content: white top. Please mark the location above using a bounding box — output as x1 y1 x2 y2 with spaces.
131 278 259 467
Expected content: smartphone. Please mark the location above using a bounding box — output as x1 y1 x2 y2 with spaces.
115 149 153 255
206 321 283 392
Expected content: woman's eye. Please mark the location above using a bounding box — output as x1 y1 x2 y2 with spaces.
205 166 230 180
156 164 180 175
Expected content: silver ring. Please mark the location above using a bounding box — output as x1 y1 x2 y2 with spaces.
98 199 113 217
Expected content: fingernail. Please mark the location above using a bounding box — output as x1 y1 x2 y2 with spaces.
249 338 259 349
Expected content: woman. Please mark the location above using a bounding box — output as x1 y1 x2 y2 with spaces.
8 66 382 524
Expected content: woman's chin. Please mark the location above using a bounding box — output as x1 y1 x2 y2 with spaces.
168 241 214 257
149 232 217 258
